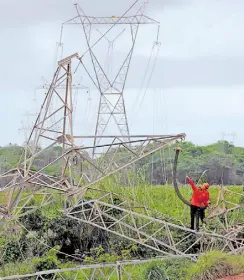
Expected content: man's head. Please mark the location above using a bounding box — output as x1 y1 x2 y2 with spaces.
201 183 210 190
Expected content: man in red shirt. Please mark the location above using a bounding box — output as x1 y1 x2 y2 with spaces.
186 176 210 231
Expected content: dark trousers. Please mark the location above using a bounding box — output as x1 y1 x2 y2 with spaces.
190 205 199 230
190 205 206 230
199 207 206 223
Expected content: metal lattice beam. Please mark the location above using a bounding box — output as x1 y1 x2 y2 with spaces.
65 188 244 257
64 15 159 25
0 257 191 280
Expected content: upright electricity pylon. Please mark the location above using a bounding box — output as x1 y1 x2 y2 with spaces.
222 132 236 145
64 2 160 156
19 112 38 143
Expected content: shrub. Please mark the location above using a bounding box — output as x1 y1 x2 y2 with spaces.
35 255 59 271
3 240 23 263
188 251 244 280
144 258 192 280
20 209 46 231
35 246 61 272
144 263 168 280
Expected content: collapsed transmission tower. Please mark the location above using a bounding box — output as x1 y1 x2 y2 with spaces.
63 2 160 156
0 53 184 220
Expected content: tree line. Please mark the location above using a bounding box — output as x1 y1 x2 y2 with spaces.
0 140 244 186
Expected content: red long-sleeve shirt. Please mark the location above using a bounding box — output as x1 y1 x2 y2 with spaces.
200 189 210 207
187 178 209 207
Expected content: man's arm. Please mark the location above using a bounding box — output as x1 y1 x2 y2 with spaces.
201 192 210 207
186 176 197 191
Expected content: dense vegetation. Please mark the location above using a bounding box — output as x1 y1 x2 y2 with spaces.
0 140 244 279
1 140 244 186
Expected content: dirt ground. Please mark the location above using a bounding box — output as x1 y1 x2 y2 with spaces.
218 274 244 280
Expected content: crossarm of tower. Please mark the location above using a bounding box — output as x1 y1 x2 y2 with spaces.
71 134 186 189
63 15 159 25
0 134 184 193
0 134 184 220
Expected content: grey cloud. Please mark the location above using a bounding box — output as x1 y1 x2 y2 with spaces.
2 52 244 92
0 0 73 26
150 0 192 9
0 0 189 28
77 0 191 15
127 55 244 88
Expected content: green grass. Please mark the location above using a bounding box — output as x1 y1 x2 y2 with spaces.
1 183 243 222
100 182 244 222
2 252 243 279
0 183 243 279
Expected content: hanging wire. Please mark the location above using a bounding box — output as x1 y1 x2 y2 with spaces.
134 44 160 118
159 89 167 183
83 89 90 122
130 44 155 116
54 25 64 70
158 89 169 203
151 88 156 186
131 24 161 118
127 19 161 208
72 85 79 128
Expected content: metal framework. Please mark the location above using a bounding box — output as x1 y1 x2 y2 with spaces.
0 54 182 221
65 188 244 256
0 132 183 218
0 257 190 280
206 185 244 245
63 4 160 156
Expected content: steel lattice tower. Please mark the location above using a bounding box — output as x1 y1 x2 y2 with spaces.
64 2 159 156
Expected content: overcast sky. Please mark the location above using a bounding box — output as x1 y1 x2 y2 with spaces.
0 0 244 147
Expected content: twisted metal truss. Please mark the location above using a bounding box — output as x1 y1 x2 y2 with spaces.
0 258 189 280
65 188 244 256
206 185 244 247
0 132 183 219
0 54 183 223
